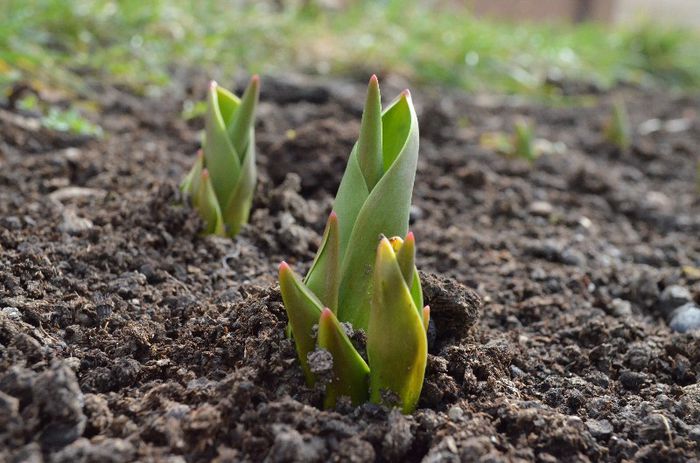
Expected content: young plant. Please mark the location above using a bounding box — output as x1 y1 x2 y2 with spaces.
479 119 539 161
280 234 428 413
181 76 260 237
279 76 426 412
511 119 536 161
305 75 419 330
603 98 631 151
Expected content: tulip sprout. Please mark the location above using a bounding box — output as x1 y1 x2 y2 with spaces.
279 76 427 413
603 98 631 152
181 76 260 237
511 119 536 162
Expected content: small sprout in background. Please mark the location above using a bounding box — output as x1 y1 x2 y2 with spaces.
511 119 536 161
181 99 208 121
279 76 425 412
480 118 565 161
603 98 631 151
17 93 103 137
181 75 260 237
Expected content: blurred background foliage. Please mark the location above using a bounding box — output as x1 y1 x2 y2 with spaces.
2 0 700 101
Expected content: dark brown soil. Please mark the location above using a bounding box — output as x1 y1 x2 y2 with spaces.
1 74 700 462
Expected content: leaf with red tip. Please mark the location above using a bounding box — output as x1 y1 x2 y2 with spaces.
422 305 430 331
367 237 427 414
279 262 324 385
357 75 383 191
336 90 419 330
317 308 369 408
304 212 340 313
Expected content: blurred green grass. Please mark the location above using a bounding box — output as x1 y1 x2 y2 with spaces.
2 0 700 100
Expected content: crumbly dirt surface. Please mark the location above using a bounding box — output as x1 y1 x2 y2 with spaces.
1 75 699 462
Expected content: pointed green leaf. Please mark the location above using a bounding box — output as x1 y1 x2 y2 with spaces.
410 268 424 319
604 98 631 151
203 81 242 209
337 91 419 329
194 170 225 236
304 212 340 313
357 75 383 191
180 150 204 198
381 89 413 171
279 262 324 385
367 237 427 414
512 120 535 162
227 75 260 158
221 130 256 236
325 144 369 265
317 308 370 409
395 232 415 287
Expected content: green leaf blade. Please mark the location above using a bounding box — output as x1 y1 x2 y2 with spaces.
317 308 370 409
203 81 242 209
279 262 324 385
357 74 383 191
304 212 340 313
367 237 427 414
221 130 257 236
194 169 225 236
180 149 204 197
227 75 260 158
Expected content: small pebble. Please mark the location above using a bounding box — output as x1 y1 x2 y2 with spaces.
560 248 585 266
448 406 464 421
2 306 21 319
586 419 613 439
409 205 424 223
689 426 700 443
59 209 93 234
658 285 692 317
668 304 700 333
529 201 553 217
611 298 632 317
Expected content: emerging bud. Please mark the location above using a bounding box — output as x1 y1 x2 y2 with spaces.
368 235 427 413
603 98 631 152
278 75 424 413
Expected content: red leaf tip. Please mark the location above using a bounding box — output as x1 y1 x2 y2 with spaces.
369 74 378 85
320 307 333 320
279 261 290 272
401 88 411 98
406 231 415 242
201 169 210 179
329 211 338 220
